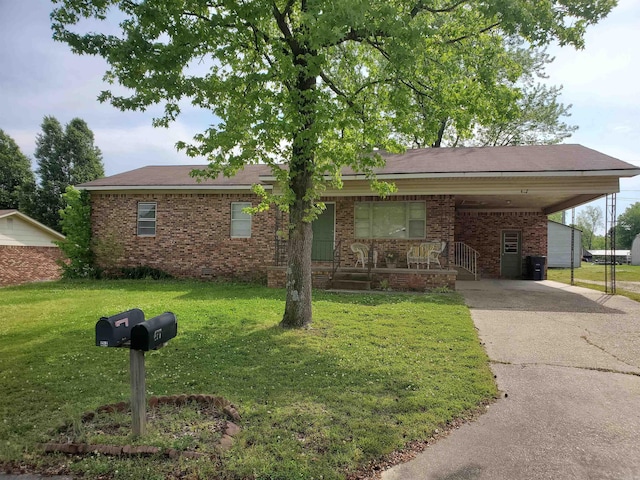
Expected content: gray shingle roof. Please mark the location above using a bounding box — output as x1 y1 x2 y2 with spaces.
77 144 639 189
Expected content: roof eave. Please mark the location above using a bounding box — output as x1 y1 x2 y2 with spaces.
0 211 66 240
78 185 273 192
259 169 640 182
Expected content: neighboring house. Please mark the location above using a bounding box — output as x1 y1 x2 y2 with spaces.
582 248 593 262
589 250 632 264
547 221 582 268
0 210 65 287
77 144 640 290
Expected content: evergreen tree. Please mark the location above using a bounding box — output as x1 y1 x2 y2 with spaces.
0 129 36 210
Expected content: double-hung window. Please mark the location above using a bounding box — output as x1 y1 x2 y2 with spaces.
231 202 252 238
355 201 426 239
137 202 157 236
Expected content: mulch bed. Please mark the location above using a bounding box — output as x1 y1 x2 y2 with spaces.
42 394 241 459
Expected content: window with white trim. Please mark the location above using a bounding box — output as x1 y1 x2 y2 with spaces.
231 202 252 238
355 201 426 239
137 202 157 236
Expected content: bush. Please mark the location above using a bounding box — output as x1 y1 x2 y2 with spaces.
114 266 173 280
55 187 97 279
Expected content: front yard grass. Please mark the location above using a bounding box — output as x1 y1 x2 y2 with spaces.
547 262 640 283
547 263 640 302
0 280 496 479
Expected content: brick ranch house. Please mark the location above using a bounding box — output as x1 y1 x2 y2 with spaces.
77 145 639 291
0 210 65 287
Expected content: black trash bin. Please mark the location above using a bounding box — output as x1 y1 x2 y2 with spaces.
527 255 546 281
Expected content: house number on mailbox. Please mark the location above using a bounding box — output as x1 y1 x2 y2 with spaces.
153 329 162 341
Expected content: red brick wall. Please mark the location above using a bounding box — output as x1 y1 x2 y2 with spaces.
0 246 63 287
90 193 277 282
328 195 456 268
90 193 455 282
455 211 548 278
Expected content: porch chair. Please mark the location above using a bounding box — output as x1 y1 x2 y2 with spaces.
350 242 378 268
407 241 446 269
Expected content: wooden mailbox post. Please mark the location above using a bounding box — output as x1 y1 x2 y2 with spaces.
96 310 178 437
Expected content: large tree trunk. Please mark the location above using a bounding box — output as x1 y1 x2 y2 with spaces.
280 46 316 329
281 192 314 328
280 143 314 328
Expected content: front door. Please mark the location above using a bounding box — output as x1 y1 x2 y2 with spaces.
501 230 522 278
312 203 335 261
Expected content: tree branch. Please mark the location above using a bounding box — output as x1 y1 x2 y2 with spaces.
319 71 356 108
282 0 296 19
447 21 501 44
411 0 468 18
272 1 295 45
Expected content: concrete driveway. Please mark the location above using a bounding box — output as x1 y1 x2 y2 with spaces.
383 280 640 480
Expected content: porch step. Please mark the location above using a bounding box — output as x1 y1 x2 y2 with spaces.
454 267 478 281
331 279 372 290
331 272 372 290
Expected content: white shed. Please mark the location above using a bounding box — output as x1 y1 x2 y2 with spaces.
631 234 640 266
547 220 582 268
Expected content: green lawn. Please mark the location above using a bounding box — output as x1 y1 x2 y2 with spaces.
547 263 640 302
0 280 496 480
548 262 640 283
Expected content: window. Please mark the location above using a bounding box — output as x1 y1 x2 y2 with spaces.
231 202 252 238
354 202 426 239
137 202 156 236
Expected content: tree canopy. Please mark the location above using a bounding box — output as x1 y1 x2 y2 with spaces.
576 205 603 250
0 129 36 210
34 116 104 231
615 202 640 249
52 0 616 327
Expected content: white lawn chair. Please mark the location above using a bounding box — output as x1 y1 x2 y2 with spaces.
407 241 446 269
350 242 378 268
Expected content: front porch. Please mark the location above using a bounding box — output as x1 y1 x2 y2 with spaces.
266 264 458 292
267 237 474 291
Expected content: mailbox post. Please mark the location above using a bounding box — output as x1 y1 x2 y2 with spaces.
129 348 146 435
95 310 177 437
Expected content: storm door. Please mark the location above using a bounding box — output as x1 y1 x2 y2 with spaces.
501 230 522 278
312 203 335 261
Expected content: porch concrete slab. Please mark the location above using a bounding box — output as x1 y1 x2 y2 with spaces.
382 280 640 480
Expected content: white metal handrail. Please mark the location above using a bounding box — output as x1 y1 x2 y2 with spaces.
453 242 479 280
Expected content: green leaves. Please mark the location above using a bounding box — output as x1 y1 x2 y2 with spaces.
56 186 96 279
32 115 104 231
51 0 616 325
0 130 35 210
51 0 615 197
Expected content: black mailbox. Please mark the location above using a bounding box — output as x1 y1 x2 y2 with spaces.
96 308 146 347
130 312 178 351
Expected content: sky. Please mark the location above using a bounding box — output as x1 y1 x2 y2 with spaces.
1 0 639 229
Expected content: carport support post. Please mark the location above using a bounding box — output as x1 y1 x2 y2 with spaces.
130 348 146 436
